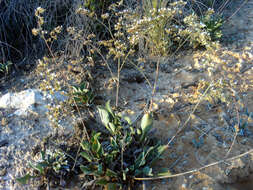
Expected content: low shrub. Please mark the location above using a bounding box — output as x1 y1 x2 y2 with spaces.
79 101 167 189
16 101 169 189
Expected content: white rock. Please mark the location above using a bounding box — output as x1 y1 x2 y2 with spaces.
0 93 12 108
0 89 67 116
14 108 30 117
0 89 44 109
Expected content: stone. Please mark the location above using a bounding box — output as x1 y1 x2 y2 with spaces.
0 89 67 117
0 167 6 176
0 89 44 109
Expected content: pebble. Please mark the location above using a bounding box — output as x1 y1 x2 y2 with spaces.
0 167 6 176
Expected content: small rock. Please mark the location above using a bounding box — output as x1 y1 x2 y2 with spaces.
1 117 8 126
0 167 6 176
0 89 67 117
0 89 44 109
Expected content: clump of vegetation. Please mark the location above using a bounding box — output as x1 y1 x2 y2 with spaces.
80 101 168 189
200 9 223 41
84 0 115 15
16 149 71 187
17 102 169 189
0 0 71 72
15 0 252 189
71 82 95 107
0 61 12 76
123 0 221 57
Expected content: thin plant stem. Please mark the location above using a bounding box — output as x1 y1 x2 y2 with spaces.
134 149 253 181
89 43 114 78
39 33 91 171
148 59 160 112
224 0 248 22
71 99 90 170
127 58 152 88
116 57 120 107
115 50 132 107
225 97 240 158
166 81 214 148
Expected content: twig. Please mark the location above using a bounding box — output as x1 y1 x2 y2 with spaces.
225 97 240 158
134 149 253 181
168 155 183 170
193 125 209 137
71 100 90 170
166 81 214 148
47 181 50 190
149 59 160 112
39 31 91 171
142 181 147 190
127 57 152 89
224 0 249 22
48 139 82 166
217 0 230 14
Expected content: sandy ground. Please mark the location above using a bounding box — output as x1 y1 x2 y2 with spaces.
0 0 253 189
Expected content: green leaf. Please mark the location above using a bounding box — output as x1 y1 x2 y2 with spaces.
123 168 129 180
92 132 101 141
110 137 118 149
29 162 45 174
97 163 103 175
96 178 109 185
92 140 101 156
106 169 118 177
16 174 36 185
142 166 153 176
149 144 167 164
134 152 145 169
105 100 115 117
134 169 142 176
72 85 78 91
80 82 87 90
123 171 126 181
106 183 119 190
157 168 171 176
144 146 156 160
140 113 153 142
80 141 91 151
108 122 116 134
98 145 104 158
40 151 46 160
105 154 113 164
124 116 132 125
80 151 93 162
137 128 142 135
91 133 103 158
80 165 97 176
157 145 167 155
125 134 132 144
129 165 135 171
135 146 156 169
98 106 111 127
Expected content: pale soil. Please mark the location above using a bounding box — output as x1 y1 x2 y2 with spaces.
0 0 253 190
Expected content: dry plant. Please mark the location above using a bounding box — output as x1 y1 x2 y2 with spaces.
15 0 253 189
0 0 72 72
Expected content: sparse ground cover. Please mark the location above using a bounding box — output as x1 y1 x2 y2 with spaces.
0 0 253 189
